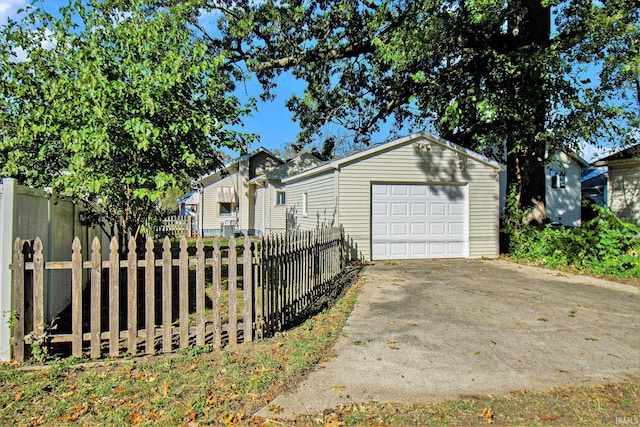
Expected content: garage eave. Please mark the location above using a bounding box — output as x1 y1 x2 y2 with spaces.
282 131 501 184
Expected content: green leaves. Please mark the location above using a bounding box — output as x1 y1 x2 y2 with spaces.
0 0 253 238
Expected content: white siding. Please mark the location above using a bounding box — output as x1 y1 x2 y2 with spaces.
335 142 499 260
608 164 640 225
201 174 240 235
286 171 337 230
545 151 582 226
267 183 287 233
253 185 265 235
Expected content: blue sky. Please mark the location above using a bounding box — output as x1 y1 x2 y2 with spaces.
0 0 615 162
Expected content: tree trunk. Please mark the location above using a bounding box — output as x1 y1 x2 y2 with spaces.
506 0 551 222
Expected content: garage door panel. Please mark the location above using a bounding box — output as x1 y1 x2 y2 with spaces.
411 203 427 215
372 222 388 236
430 222 446 235
449 242 465 256
390 222 408 236
372 202 388 216
449 223 464 235
410 242 427 255
449 203 465 215
429 242 446 256
392 185 408 196
430 203 446 215
371 183 468 260
390 242 408 256
410 223 427 235
372 185 389 196
411 186 427 196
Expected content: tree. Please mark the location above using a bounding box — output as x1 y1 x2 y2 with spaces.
212 0 639 215
0 0 255 242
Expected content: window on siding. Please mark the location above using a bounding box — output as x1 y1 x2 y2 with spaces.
302 193 308 216
551 172 566 189
276 191 286 205
219 202 232 215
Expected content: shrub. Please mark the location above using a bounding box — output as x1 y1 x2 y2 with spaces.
507 203 640 278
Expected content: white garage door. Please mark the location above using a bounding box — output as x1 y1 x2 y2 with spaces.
371 183 468 260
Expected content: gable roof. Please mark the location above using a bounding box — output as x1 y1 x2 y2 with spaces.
593 143 640 166
282 131 501 184
194 147 283 185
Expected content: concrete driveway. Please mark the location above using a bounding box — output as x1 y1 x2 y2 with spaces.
257 259 640 419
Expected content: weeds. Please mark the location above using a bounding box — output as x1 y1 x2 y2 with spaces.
505 198 640 279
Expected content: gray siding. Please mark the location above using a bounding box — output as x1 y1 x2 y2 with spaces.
609 164 640 225
335 142 499 260
286 171 337 230
545 151 582 226
0 178 107 360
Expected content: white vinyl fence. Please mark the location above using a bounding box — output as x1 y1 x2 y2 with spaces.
0 178 106 361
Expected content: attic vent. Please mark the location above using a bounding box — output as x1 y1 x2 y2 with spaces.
217 186 237 202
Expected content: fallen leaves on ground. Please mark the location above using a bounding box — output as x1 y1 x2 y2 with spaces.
479 406 494 424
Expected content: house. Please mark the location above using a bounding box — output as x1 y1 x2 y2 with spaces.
544 150 589 226
497 149 588 227
594 143 640 225
194 148 323 237
282 131 502 260
177 191 199 217
581 167 608 208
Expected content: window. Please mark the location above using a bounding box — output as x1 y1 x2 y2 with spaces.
551 172 566 189
302 192 308 216
276 191 286 205
219 202 232 215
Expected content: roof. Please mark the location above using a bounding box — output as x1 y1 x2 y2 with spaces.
593 143 640 166
194 147 283 185
177 191 196 203
580 167 607 190
281 131 502 184
249 152 325 184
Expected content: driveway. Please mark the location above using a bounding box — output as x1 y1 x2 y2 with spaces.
256 259 640 419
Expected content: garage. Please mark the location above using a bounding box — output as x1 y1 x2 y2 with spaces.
282 131 500 260
371 183 468 259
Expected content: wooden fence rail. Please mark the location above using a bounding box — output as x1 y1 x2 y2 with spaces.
11 227 350 362
156 215 197 237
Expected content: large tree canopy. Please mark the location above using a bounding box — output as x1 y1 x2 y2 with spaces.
212 0 639 212
0 0 254 239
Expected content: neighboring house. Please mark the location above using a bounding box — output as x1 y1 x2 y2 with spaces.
581 167 608 208
177 191 199 217
193 148 323 237
282 131 502 260
498 150 588 227
249 152 324 235
594 143 640 225
545 150 589 226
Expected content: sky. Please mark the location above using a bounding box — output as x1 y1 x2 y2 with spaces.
0 0 615 162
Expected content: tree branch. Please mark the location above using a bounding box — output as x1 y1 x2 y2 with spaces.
248 41 374 72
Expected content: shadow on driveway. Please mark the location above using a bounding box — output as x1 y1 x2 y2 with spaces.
257 259 640 419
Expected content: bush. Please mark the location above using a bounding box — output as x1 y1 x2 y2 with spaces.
507 203 640 278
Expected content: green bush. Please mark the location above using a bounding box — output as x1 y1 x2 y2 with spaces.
507 203 640 278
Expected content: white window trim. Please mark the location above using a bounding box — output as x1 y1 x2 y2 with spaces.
276 191 286 206
302 192 308 217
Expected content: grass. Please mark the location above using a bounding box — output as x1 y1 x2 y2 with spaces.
0 276 363 426
290 383 639 426
2 269 638 426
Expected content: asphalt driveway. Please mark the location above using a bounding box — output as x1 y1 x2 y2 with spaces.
257 259 640 419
